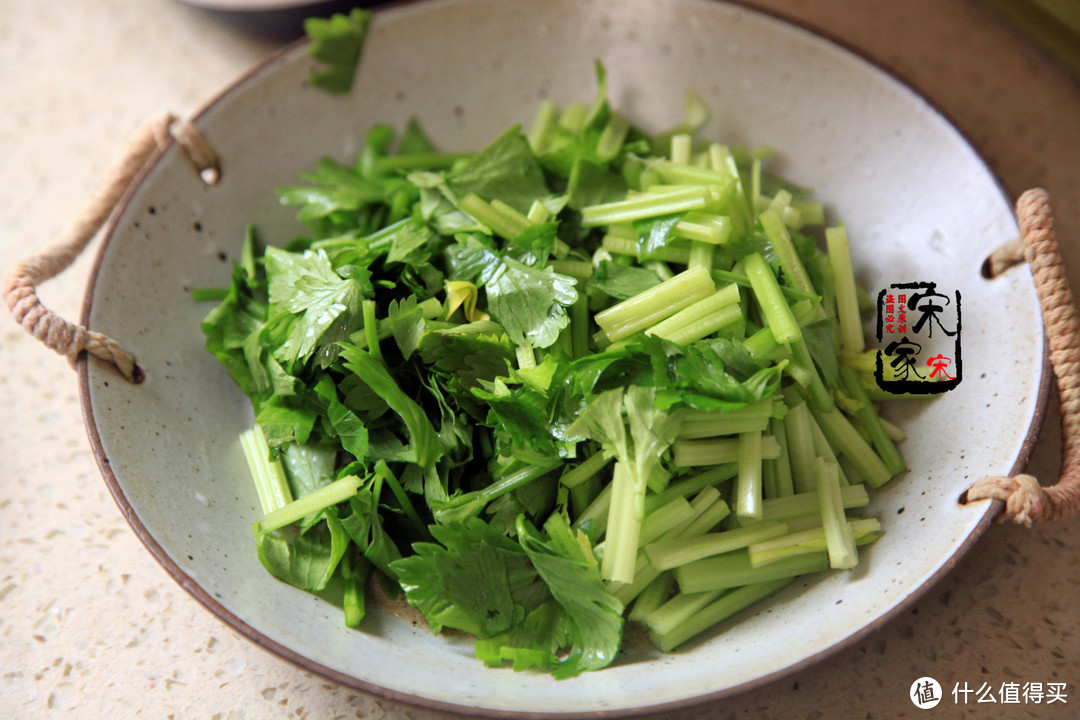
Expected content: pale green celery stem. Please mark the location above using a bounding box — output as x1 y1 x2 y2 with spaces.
596 113 631 161
677 413 769 440
769 416 795 497
688 241 715 271
743 252 801 344
560 447 615 489
880 416 906 443
240 426 293 515
675 551 823 594
601 461 644 584
602 235 691 265
751 158 762 215
557 102 589 132
527 99 558 153
595 265 715 341
527 199 551 224
650 303 741 347
675 436 780 467
570 474 601 520
639 497 696 547
749 517 881 567
840 366 907 476
645 588 723 636
257 475 363 534
573 481 612 536
783 402 818 494
762 457 778 501
674 213 733 245
491 199 533 231
644 520 788 571
788 338 834 411
682 399 773 424
652 578 793 651
516 346 536 370
670 133 693 164
793 201 825 225
762 484 869 522
735 431 763 520
362 299 382 362
647 284 740 340
810 404 894 488
550 260 593 279
644 260 675 281
759 209 826 323
628 572 675 624
643 465 737 514
826 226 865 353
806 409 846 482
459 193 528 240
815 458 858 569
581 186 715 227
709 144 752 233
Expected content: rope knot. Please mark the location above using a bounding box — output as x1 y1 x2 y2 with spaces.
966 474 1046 527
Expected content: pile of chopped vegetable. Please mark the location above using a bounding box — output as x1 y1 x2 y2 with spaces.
198 47 909 676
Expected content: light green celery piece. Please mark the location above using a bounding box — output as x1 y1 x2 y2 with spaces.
762 483 869 522
880 416 907 443
759 209 826 323
459 193 528 239
743 252 801 344
596 112 631 161
793 200 825 226
550 260 593 280
570 290 590 359
652 578 793 652
602 235 692 265
762 457 778 502
749 517 882 567
557 102 589 132
645 588 723 636
810 404 894 488
527 99 558 152
682 399 773 425
735 431 764 521
674 213 733 245
815 458 858 569
629 572 675 624
491 198 534 230
670 133 693 165
788 338 834 411
257 475 363 534
646 283 740 342
560 447 615 489
840 366 907 476
643 465 737 514
677 413 769 440
644 520 788 571
688 240 715 271
595 265 715 341
349 297 442 349
526 199 551 224
675 551 824 594
240 426 294 515
674 435 780 467
601 461 642 584
769 416 795 497
783 401 818 494
581 186 714 227
826 226 866 353
611 553 661 606
639 497 697 547
573 481 612 537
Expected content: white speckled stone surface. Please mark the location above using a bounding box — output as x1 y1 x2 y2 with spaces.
1 1 1078 718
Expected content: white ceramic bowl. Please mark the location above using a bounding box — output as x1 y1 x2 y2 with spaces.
80 0 1047 715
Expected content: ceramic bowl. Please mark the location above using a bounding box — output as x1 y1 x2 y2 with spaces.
79 0 1047 715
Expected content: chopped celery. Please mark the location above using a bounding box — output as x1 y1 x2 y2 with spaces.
815 458 858 569
644 520 788 570
651 578 793 651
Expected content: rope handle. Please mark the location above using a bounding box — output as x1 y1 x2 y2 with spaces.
2 113 219 383
965 188 1080 525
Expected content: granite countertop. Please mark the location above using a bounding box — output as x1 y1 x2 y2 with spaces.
2 1 1079 718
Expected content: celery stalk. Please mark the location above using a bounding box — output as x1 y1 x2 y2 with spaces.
644 520 788 570
675 551 824 594
651 578 793 651
595 265 715 341
815 458 858 569
761 484 869 521
644 588 724 636
735 431 764 521
826 226 865 353
743 252 801 344
257 474 363 533
559 447 615 489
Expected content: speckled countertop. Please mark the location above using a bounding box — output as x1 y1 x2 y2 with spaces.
2 1 1079 718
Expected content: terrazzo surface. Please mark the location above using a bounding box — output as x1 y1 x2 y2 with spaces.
2 0 1079 718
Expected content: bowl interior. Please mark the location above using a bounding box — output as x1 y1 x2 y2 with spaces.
81 0 1044 715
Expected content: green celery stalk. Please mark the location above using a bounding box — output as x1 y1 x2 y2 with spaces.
651 578 793 651
769 416 795 497
257 474 363 533
840 366 907 476
759 209 825 322
762 483 869 522
644 588 723 636
560 447 616 489
675 551 824 594
743 252 801 344
749 517 881 567
735 431 764 521
628 571 675 624
783 401 817 494
674 435 780 467
581 186 715 227
602 235 692 265
825 226 865 353
639 497 697 547
644 520 788 571
810 404 894 488
240 425 294 515
595 265 715 341
815 458 858 569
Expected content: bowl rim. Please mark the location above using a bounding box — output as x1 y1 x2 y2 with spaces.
77 0 1051 716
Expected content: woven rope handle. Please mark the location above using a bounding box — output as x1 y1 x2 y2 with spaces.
2 113 218 383
966 188 1080 525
